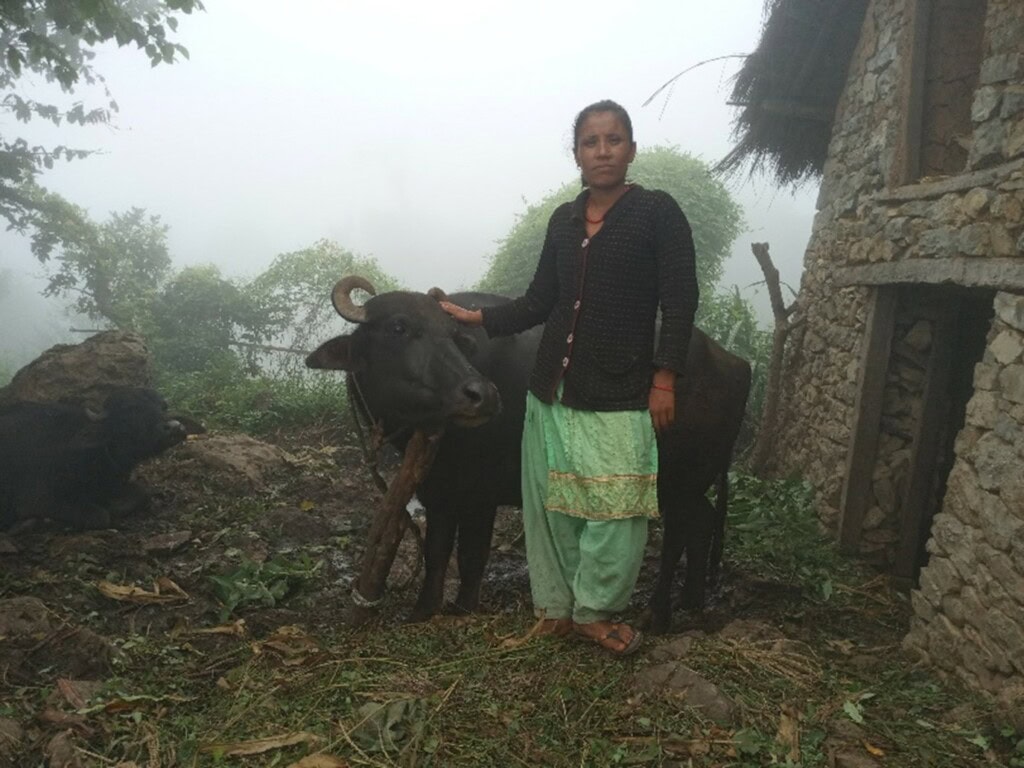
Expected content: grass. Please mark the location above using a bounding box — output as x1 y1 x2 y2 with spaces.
156 363 350 435
2 449 1015 766
50 606 1009 767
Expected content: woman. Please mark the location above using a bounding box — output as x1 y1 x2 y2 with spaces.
440 100 698 656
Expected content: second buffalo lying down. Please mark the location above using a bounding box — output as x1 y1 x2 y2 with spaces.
0 387 194 531
307 276 751 631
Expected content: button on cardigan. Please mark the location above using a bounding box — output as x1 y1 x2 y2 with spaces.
481 185 699 411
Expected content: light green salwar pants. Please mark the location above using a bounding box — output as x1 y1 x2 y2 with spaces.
521 390 657 625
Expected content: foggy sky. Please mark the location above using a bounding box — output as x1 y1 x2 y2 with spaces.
0 0 816 364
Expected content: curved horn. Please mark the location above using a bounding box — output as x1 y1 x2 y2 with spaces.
331 276 377 323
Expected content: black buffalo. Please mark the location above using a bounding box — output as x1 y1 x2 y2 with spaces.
308 276 751 630
0 387 191 530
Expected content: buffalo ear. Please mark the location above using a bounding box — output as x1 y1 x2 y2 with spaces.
427 286 448 302
306 335 362 371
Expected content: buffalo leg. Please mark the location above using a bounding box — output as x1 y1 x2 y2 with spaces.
52 500 111 530
410 505 458 621
708 472 728 588
680 493 715 611
649 500 687 634
452 504 498 613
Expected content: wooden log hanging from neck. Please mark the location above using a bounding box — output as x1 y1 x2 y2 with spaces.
349 429 441 626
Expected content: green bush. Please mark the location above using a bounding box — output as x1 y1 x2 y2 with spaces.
477 146 743 298
156 361 349 435
726 472 857 600
696 286 771 421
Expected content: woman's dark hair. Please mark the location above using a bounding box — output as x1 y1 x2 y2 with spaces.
572 99 634 150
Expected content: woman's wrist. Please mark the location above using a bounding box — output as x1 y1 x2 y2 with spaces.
652 368 675 392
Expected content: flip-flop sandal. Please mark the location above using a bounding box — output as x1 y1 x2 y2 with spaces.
574 622 643 657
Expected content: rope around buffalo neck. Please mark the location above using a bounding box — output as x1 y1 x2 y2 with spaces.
346 374 389 495
351 584 384 609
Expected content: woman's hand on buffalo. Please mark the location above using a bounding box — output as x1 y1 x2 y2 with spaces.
439 301 484 326
649 368 677 433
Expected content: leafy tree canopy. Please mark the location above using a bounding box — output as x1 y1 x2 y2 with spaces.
36 198 172 329
33 203 403 377
149 264 260 374
245 238 401 366
0 0 202 251
476 146 744 297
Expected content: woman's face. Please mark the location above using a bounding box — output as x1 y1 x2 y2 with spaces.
574 111 636 190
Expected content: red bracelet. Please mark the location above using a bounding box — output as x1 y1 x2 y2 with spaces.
651 384 674 393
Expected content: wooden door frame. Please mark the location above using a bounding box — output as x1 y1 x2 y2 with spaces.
838 285 898 552
894 298 958 581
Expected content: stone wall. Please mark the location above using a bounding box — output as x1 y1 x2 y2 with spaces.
903 292 1024 699
767 0 1024 693
767 0 916 524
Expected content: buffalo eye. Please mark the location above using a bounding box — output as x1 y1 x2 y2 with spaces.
454 331 477 357
388 319 407 336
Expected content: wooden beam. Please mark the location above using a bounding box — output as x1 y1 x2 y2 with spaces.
878 157 1024 202
894 0 931 186
836 259 1024 292
894 302 957 581
838 285 898 553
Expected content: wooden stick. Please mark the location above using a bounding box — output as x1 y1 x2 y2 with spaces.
747 242 800 476
349 429 441 626
68 329 310 357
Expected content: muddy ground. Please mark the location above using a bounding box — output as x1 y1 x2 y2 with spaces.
0 426 1017 767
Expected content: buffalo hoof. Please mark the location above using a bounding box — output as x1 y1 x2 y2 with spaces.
346 603 378 628
679 589 707 613
56 504 112 531
405 605 438 624
646 608 673 636
447 594 482 615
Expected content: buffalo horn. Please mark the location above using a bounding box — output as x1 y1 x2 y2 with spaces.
427 286 448 302
332 276 377 323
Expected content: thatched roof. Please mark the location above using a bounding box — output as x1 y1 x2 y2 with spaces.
716 0 869 186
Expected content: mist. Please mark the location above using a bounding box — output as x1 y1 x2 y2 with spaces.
0 0 816 367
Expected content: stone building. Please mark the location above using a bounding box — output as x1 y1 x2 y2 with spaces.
723 0 1024 695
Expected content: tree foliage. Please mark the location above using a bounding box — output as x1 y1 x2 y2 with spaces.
476 146 744 297
149 264 261 374
33 205 403 378
36 199 172 328
245 239 401 373
0 0 202 251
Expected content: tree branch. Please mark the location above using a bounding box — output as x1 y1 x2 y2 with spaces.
642 54 749 109
746 242 800 477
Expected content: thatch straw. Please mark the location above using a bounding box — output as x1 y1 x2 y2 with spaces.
716 0 869 186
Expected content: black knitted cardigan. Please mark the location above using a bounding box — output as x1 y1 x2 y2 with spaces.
481 185 699 411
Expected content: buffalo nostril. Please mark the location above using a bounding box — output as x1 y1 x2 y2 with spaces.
462 381 486 405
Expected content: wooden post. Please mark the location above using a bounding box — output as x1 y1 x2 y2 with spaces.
895 304 957 581
893 0 931 186
748 242 800 476
838 285 898 553
349 430 440 626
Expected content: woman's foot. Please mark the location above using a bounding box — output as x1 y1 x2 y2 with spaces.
573 621 643 656
536 617 572 637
